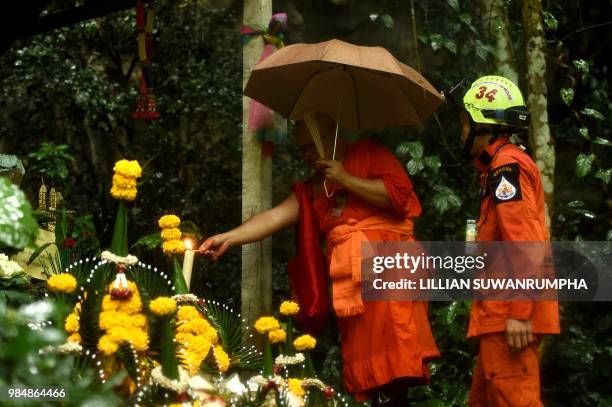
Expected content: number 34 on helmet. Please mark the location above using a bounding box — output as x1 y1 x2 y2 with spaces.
461 75 531 129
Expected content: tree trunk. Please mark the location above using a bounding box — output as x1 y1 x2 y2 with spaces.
241 0 273 332
522 0 555 230
481 0 519 84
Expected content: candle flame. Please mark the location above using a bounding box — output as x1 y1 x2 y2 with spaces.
184 239 193 251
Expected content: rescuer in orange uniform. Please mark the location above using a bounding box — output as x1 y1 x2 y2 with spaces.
448 75 560 406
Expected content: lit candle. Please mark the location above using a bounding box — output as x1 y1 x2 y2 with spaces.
182 239 195 291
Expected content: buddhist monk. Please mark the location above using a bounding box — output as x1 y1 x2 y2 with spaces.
200 113 439 405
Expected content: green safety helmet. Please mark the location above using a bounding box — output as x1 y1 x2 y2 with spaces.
462 75 530 129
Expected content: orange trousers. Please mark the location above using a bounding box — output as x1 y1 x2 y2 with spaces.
469 333 543 407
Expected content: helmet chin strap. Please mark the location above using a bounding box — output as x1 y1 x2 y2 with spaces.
464 123 506 161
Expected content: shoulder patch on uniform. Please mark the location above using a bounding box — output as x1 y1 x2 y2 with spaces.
488 162 522 204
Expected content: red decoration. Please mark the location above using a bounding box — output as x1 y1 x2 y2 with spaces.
132 0 160 120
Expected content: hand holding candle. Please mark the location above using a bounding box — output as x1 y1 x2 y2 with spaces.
182 239 195 291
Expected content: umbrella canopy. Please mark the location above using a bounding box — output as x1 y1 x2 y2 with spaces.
244 38 443 131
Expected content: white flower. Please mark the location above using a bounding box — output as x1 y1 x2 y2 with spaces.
0 253 24 279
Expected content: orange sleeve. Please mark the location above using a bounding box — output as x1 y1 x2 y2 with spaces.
489 158 541 320
366 143 422 218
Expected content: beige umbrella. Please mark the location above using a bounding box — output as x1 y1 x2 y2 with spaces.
244 38 443 135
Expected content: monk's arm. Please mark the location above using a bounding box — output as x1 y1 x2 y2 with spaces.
341 175 393 209
199 192 299 258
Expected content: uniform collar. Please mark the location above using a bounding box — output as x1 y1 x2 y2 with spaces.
472 137 512 173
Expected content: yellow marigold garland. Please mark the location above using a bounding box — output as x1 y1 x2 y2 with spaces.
150 297 177 317
47 273 77 294
213 346 230 373
268 328 287 344
288 378 306 397
158 215 185 255
158 214 180 229
97 280 149 356
279 300 300 316
162 240 185 255
175 305 230 375
254 316 280 334
293 334 316 351
110 159 142 201
161 227 182 241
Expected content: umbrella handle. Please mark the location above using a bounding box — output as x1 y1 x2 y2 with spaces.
323 101 342 199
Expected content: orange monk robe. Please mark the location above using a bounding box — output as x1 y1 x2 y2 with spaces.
312 140 439 402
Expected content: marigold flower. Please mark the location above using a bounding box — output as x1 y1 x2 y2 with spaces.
213 346 230 373
288 378 305 397
150 297 177 317
110 160 141 201
293 334 316 351
110 186 137 202
161 227 182 241
111 173 138 190
254 316 280 334
101 294 119 311
64 312 79 333
177 318 213 335
107 326 131 343
98 335 119 356
68 333 81 343
187 336 212 356
113 159 142 178
128 329 149 351
268 328 287 344
47 273 77 294
279 300 300 316
158 214 181 229
130 314 147 328
116 294 143 315
177 305 200 321
162 239 185 255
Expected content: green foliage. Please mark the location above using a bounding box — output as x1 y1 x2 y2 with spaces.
0 298 121 405
0 178 38 250
27 143 74 187
199 299 263 372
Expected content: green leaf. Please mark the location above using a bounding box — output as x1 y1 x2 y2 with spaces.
458 13 471 26
430 34 443 52
0 178 38 249
380 14 394 29
173 257 188 295
424 156 442 174
595 169 612 184
593 137 612 147
110 201 128 256
407 158 425 175
573 59 589 73
575 153 595 178
433 194 450 213
444 39 458 54
26 242 54 265
131 232 162 250
543 11 558 31
397 141 424 158
581 108 605 121
578 127 589 139
560 88 574 106
566 200 584 208
447 0 460 12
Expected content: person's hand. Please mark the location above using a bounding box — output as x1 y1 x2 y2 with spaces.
316 159 351 186
199 233 233 260
505 318 533 351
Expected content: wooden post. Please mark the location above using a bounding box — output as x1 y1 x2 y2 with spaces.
241 0 273 332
